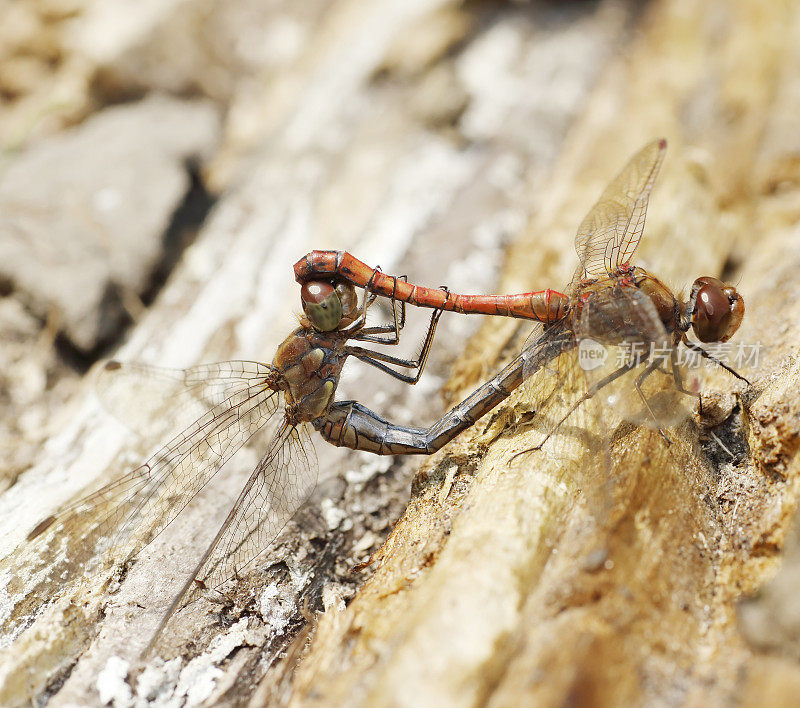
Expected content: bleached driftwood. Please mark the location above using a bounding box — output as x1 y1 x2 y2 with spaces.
2 0 800 706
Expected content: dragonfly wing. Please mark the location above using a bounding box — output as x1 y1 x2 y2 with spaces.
96 360 276 441
577 279 670 350
520 322 545 381
575 282 688 428
521 320 579 380
515 319 595 453
515 284 671 520
514 321 612 523
186 422 319 597
520 344 591 445
572 140 666 285
29 375 282 569
520 320 579 420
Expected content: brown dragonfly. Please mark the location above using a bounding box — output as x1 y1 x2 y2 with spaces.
295 139 747 449
24 280 459 650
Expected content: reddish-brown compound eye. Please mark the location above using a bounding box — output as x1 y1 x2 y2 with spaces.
691 277 745 343
301 281 342 331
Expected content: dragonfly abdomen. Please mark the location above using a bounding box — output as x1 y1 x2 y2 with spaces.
314 325 573 455
444 290 570 322
294 250 570 323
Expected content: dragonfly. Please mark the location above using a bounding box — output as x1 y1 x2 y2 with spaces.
24 278 461 652
22 139 745 655
294 139 748 451
25 256 556 652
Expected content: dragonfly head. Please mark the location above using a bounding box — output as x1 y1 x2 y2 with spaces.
687 276 745 343
301 280 358 331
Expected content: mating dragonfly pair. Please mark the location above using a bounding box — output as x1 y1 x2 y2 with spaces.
25 139 746 648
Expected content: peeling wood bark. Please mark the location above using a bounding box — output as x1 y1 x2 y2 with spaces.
2 0 800 706
287 1 800 706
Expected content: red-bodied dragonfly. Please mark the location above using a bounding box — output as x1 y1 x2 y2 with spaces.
21 140 746 655
295 139 747 449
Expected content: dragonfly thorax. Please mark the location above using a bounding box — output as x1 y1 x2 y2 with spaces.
274 329 347 420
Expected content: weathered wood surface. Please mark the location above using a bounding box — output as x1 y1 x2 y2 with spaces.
1 0 800 706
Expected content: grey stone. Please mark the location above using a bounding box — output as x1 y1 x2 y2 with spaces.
0 94 220 351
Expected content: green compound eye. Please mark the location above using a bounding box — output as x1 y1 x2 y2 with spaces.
301 281 343 331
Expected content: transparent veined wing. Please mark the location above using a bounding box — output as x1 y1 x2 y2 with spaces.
200 422 318 592
513 318 614 523
28 362 282 572
95 360 276 441
147 421 318 648
517 319 594 455
572 139 666 285
575 280 690 430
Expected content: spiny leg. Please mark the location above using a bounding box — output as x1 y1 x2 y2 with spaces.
633 358 672 445
682 339 750 385
669 348 703 415
345 301 445 384
351 274 410 344
510 358 638 461
340 288 378 335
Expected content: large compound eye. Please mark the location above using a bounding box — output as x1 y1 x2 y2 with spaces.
691 276 745 343
301 281 342 331
334 282 358 320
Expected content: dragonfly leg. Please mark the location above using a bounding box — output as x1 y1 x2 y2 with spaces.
345 305 444 384
340 286 379 335
633 359 672 445
386 274 408 341
370 268 408 334
509 359 639 461
350 275 410 344
669 348 703 415
682 339 750 385
359 267 406 343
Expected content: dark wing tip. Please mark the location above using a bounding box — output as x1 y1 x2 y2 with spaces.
27 515 56 540
104 360 122 371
